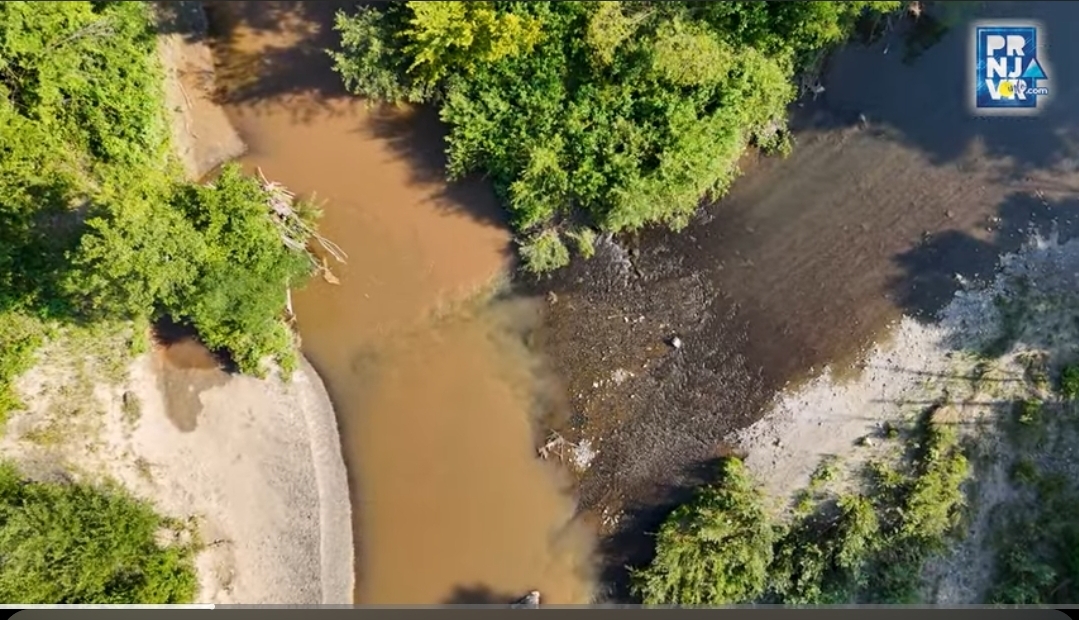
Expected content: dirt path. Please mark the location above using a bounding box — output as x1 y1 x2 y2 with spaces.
529 1 1079 597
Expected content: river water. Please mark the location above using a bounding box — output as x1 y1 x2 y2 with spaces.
204 1 595 604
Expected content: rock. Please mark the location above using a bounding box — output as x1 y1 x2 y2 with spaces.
670 336 683 350
512 591 541 608
859 436 875 447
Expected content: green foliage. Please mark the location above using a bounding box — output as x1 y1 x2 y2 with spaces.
333 1 901 271
0 1 314 387
989 465 1079 604
69 165 312 375
567 227 597 260
636 409 970 605
631 458 775 606
330 7 429 103
1060 364 1079 400
519 229 571 276
0 312 48 421
401 1 543 89
0 461 197 603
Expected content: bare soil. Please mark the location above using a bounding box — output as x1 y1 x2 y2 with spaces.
524 1 1079 599
155 1 246 180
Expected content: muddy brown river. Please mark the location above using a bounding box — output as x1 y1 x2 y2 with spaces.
205 1 595 605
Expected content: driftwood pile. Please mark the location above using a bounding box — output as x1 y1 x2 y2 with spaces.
256 168 348 324
257 167 348 284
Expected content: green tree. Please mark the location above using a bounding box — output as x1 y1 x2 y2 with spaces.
401 0 543 88
631 458 775 605
333 1 901 274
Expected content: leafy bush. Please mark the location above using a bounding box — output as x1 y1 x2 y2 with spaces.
1060 364 1079 400
631 458 775 605
519 229 571 275
0 1 314 382
69 166 313 374
0 461 197 603
635 409 970 605
0 312 48 421
333 1 901 272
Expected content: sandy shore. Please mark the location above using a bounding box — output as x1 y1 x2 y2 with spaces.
155 1 246 179
0 2 355 604
5 343 354 604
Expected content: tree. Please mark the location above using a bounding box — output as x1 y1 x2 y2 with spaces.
631 458 775 605
331 1 902 274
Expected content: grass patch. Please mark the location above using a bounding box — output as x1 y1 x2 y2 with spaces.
0 311 49 424
632 406 970 605
0 461 197 603
567 227 598 260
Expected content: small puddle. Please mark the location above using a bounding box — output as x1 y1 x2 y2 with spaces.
204 0 597 604
154 337 229 433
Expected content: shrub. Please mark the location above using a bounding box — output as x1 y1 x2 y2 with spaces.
631 458 775 605
519 229 571 275
1 2 315 379
1060 364 1079 400
635 407 971 605
0 461 197 603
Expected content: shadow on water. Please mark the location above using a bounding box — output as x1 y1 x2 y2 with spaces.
441 584 522 605
201 0 352 122
151 315 238 374
202 0 511 232
805 2 1079 177
889 193 1079 323
361 106 513 231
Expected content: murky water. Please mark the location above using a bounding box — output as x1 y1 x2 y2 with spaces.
204 1 595 604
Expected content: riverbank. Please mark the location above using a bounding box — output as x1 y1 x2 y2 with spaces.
0 2 354 604
154 2 355 601
644 229 1079 604
525 0 1079 598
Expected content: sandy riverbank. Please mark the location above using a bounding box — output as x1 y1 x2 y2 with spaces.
4 336 354 604
0 1 355 605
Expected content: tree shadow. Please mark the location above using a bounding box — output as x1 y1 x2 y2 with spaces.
200 0 362 124
801 1 1079 183
199 1 512 233
151 315 240 374
360 104 513 231
889 191 1079 324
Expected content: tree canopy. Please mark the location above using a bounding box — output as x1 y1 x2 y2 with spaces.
332 1 901 273
0 0 317 422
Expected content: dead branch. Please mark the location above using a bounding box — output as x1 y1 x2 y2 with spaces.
538 431 578 462
255 167 348 284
